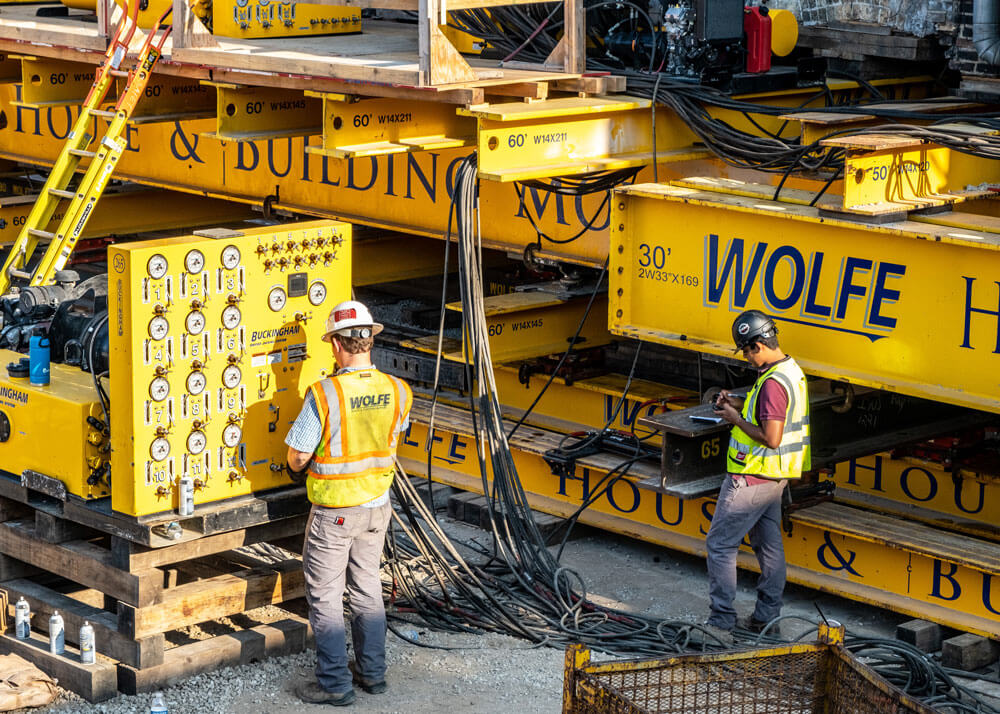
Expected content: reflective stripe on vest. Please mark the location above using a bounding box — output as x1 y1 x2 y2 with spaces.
726 357 811 480
306 368 413 507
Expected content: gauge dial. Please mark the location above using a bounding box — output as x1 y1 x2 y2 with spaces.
186 370 207 395
149 376 170 402
268 286 287 312
308 281 327 306
222 364 242 389
187 430 207 455
185 310 206 335
150 437 171 462
185 249 206 274
221 245 241 270
221 305 242 330
147 254 168 280
148 316 169 341
222 423 242 448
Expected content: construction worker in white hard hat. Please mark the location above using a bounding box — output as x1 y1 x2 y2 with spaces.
285 299 412 706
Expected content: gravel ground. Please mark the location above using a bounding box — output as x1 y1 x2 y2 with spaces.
23 515 1000 713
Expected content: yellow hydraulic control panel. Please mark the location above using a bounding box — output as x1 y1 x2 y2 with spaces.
213 0 361 39
109 220 351 517
0 350 109 500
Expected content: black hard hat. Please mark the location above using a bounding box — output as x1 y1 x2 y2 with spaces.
731 310 778 350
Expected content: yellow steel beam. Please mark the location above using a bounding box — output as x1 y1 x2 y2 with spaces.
609 181 1000 414
16 57 112 107
0 189 257 245
461 96 710 182
822 124 1000 216
831 453 999 541
124 74 215 125
399 398 1000 640
202 83 321 142
306 91 473 158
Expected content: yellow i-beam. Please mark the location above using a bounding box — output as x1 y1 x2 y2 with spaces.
0 9 137 294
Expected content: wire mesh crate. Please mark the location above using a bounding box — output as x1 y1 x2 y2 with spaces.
562 623 939 714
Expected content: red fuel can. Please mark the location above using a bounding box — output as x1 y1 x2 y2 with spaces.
744 6 772 73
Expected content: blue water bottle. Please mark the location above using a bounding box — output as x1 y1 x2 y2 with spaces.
29 330 50 386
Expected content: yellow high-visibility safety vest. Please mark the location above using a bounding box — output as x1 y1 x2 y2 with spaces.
307 368 413 507
726 357 811 480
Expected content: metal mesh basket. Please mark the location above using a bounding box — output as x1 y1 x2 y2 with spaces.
563 631 939 714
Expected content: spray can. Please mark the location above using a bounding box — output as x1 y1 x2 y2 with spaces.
14 597 29 639
178 477 194 517
28 330 50 387
48 611 64 655
150 691 168 713
79 621 95 664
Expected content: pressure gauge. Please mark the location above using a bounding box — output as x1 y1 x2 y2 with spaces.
268 286 287 312
222 423 242 448
308 281 327 306
221 245 241 270
185 249 206 274
148 316 169 341
149 376 170 402
186 370 207 395
187 430 207 455
147 254 168 279
150 437 171 462
185 310 206 335
221 305 242 330
222 364 242 389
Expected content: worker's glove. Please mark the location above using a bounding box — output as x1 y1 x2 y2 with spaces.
287 464 309 485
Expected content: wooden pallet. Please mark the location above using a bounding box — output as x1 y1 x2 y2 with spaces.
0 501 310 701
0 469 310 547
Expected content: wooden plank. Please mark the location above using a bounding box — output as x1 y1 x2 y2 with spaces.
0 554 40 581
1 579 165 669
0 497 31 522
821 133 925 150
0 520 162 607
484 82 549 100
0 630 118 703
172 0 218 49
117 559 305 639
109 515 306 571
117 618 308 695
35 512 98 544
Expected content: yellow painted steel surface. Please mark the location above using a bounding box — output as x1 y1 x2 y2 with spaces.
16 57 111 107
609 183 1000 414
0 348 108 500
108 220 351 516
204 83 322 141
832 453 999 539
398 399 1000 639
0 80 932 269
0 190 255 244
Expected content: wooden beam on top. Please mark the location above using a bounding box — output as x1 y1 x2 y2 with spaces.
484 81 550 100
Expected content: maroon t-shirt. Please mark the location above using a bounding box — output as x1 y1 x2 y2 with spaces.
734 362 789 484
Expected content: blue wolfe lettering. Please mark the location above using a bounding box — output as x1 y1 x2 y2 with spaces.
702 234 906 341
350 393 391 410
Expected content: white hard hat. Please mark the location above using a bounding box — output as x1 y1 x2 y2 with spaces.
322 300 383 343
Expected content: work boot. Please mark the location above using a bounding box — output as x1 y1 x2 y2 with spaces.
349 661 387 694
294 680 356 706
739 615 781 637
697 621 734 647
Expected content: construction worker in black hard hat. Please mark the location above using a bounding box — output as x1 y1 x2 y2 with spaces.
700 310 811 646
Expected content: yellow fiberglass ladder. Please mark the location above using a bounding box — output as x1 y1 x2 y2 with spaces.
0 5 173 295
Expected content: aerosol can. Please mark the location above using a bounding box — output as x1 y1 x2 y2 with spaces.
150 691 168 713
14 597 29 639
79 621 95 664
48 611 64 655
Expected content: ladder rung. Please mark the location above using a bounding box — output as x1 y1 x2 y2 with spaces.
7 269 30 280
28 229 55 240
90 109 116 119
68 148 96 158
48 188 76 199
108 69 129 78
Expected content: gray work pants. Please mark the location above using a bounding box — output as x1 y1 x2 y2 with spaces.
705 476 787 630
303 501 392 694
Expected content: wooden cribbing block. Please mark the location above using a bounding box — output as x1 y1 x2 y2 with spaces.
109 515 307 571
0 630 118 702
0 553 41 580
117 617 308 695
35 512 99 544
1 579 165 669
117 558 305 639
0 520 162 607
0 496 31 522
